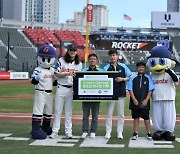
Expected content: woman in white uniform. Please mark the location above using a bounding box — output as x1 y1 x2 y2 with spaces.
50 44 82 139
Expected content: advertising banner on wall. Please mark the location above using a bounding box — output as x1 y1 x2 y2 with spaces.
73 71 119 102
90 33 172 51
0 72 29 80
152 12 180 28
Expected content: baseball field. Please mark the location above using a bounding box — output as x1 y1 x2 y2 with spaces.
0 80 180 154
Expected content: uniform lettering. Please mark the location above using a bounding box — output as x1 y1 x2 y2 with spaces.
153 79 168 84
44 74 52 78
61 68 76 72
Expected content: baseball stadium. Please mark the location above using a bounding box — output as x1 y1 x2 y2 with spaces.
0 2 180 154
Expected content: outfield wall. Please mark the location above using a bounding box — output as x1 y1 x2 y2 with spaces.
0 72 29 80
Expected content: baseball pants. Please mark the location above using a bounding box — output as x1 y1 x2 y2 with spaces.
152 100 176 133
33 90 53 115
52 85 73 134
106 97 125 134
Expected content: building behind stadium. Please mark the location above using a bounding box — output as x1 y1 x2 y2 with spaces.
0 0 59 23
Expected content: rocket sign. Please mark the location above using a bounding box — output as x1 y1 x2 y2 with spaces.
87 4 93 22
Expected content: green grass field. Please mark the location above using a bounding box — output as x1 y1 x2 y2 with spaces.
0 81 180 153
0 83 180 116
0 122 180 154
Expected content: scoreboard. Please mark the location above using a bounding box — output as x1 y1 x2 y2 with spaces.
89 32 172 51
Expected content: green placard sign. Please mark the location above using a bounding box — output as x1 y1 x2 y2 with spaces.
73 71 120 102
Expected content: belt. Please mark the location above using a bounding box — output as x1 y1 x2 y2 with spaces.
35 89 52 93
58 84 72 88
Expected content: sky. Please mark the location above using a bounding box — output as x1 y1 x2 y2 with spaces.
59 0 167 28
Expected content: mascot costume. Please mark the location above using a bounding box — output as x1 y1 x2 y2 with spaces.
31 44 56 139
147 40 179 141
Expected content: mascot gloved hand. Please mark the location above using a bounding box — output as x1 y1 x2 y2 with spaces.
146 40 179 141
31 44 56 139
34 73 44 81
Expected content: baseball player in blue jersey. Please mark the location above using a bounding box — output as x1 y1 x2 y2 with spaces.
31 44 56 139
103 49 132 139
50 44 82 139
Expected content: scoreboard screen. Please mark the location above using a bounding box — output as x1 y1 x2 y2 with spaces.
90 33 172 51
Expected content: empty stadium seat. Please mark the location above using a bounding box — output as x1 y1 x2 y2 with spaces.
0 27 32 47
54 30 85 47
23 28 60 46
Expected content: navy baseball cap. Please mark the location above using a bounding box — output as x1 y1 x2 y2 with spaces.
148 46 172 59
67 44 77 51
37 44 56 57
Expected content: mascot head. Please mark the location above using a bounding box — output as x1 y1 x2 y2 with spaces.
146 40 176 74
37 44 56 68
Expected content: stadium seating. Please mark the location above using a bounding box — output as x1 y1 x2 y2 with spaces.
76 49 94 62
1 26 178 73
54 30 85 47
0 46 7 71
0 27 31 47
92 50 109 65
23 28 60 46
23 28 87 61
3 46 37 72
171 36 180 55
72 31 86 46
12 47 36 60
0 46 7 59
0 27 38 72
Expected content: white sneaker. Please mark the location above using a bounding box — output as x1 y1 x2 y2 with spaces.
105 132 111 139
66 133 73 139
90 132 96 138
117 132 123 139
81 132 88 139
49 132 58 139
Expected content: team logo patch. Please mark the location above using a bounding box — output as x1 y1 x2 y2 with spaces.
43 47 50 53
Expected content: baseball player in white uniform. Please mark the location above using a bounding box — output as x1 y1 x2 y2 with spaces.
147 42 179 141
31 44 56 139
50 44 82 139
